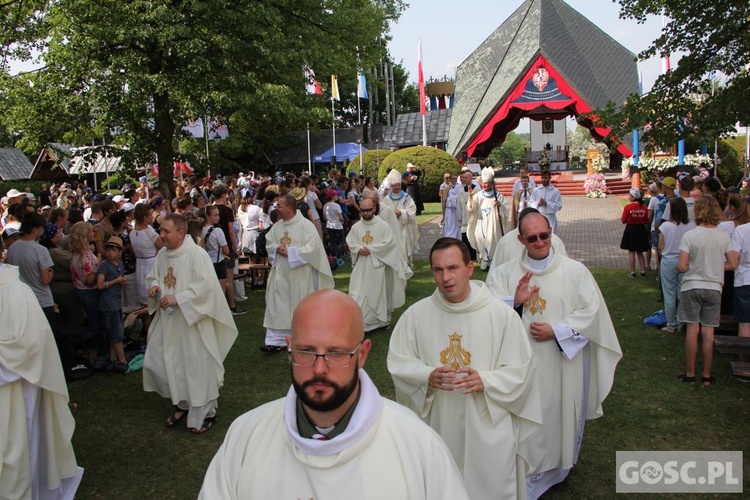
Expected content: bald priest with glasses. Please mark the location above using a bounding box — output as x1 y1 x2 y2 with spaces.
199 289 469 499
486 210 622 499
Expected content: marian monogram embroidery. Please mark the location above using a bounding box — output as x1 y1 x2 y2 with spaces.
362 230 373 245
280 231 292 245
163 266 177 289
524 290 546 315
440 333 471 370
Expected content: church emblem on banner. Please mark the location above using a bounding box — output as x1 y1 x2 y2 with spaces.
440 333 471 370
533 67 549 91
512 65 572 104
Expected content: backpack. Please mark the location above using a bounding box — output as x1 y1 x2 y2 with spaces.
255 226 272 257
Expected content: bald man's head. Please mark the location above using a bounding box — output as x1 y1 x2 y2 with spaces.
360 198 376 219
291 289 365 345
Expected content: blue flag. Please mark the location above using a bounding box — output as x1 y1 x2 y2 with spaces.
357 69 368 99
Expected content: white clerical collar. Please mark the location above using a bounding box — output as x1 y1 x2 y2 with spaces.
525 247 555 271
284 369 383 456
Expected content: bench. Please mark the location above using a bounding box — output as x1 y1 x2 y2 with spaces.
714 335 750 356
237 262 271 289
729 361 750 382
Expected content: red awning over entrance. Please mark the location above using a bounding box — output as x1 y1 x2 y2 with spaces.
465 55 632 158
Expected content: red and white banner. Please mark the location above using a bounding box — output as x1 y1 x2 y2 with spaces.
304 65 322 95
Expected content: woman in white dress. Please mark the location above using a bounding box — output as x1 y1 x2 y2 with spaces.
130 203 163 305
237 189 262 256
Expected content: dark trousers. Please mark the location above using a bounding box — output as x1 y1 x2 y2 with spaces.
327 228 345 258
461 231 477 261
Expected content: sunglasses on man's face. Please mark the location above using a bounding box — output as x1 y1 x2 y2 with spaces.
361 208 374 213
521 231 551 244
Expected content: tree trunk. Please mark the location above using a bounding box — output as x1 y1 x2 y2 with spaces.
153 91 175 201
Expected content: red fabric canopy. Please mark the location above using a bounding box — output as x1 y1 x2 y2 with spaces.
465 55 632 158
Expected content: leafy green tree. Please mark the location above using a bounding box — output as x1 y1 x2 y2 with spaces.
599 0 750 152
488 131 529 167
1 0 405 198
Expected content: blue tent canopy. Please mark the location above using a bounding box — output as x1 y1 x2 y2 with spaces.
313 142 367 163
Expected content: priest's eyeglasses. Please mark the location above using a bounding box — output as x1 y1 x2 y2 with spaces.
288 342 364 368
521 231 551 244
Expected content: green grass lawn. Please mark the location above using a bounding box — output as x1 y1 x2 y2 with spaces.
416 201 442 225
67 263 750 498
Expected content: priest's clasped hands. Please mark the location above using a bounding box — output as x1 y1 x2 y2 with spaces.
277 244 288 257
357 247 371 256
429 366 485 394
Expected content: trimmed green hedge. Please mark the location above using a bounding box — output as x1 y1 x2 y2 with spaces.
377 146 461 203
345 149 393 179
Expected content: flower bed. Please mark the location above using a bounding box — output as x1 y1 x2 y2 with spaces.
584 173 608 198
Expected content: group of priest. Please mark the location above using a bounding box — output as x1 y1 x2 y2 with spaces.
200 207 620 499
1 165 620 499
443 165 563 270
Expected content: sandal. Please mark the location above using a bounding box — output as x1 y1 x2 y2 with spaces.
190 416 215 434
677 373 696 385
166 405 188 428
701 376 716 387
260 344 285 353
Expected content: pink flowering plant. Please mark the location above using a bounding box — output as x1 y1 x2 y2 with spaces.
583 173 608 198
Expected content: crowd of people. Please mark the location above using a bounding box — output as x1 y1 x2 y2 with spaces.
620 172 749 387
4 161 746 499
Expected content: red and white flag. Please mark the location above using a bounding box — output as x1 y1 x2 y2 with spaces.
304 65 322 95
174 160 193 177
418 38 426 115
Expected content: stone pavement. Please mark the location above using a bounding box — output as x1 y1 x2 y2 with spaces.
414 196 629 269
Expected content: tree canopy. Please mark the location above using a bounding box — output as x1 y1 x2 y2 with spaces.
0 0 406 197
488 131 529 167
599 0 750 153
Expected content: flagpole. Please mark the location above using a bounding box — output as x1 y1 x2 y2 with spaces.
332 97 336 158
418 38 427 147
307 122 312 175
357 94 363 173
204 114 211 178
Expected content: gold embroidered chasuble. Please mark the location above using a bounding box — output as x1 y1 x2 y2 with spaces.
346 215 412 332
143 236 238 421
388 281 542 499
486 250 622 476
263 212 334 331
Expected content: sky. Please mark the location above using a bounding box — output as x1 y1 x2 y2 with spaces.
387 0 666 93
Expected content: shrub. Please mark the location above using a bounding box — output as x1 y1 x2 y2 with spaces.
345 149 393 179
377 146 461 203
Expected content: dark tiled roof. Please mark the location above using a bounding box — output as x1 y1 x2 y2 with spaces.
0 148 34 181
384 109 451 147
448 0 638 156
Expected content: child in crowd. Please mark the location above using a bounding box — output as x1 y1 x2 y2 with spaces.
676 196 736 386
323 190 344 258
96 236 129 373
201 206 241 314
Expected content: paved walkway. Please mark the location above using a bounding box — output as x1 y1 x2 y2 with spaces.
414 196 629 268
